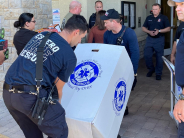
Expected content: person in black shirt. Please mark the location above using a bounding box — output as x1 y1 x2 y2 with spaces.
13 13 38 55
142 3 170 80
89 1 103 29
170 22 184 64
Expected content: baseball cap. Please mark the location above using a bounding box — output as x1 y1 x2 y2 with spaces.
100 9 120 20
167 0 184 6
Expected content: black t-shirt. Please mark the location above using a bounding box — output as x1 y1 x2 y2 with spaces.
143 14 170 37
174 22 184 41
6 32 77 87
89 13 96 29
13 28 38 55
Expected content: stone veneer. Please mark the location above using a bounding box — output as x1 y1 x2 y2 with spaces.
0 0 53 90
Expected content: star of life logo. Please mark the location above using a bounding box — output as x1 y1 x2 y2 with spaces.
67 59 102 91
105 12 109 16
112 78 126 116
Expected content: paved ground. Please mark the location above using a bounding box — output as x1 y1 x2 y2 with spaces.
119 58 178 138
0 58 178 138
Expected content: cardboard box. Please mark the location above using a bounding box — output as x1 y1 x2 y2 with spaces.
61 43 134 138
0 39 8 50
35 28 59 33
48 24 61 32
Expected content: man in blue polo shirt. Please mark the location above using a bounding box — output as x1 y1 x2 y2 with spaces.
101 9 139 85
3 15 88 138
101 9 139 138
168 0 184 137
142 3 171 80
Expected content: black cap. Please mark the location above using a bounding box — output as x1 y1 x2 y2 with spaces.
100 9 120 20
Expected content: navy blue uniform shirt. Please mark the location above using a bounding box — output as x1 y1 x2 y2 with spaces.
89 13 96 29
103 25 140 74
5 32 77 87
175 31 184 87
143 14 170 38
174 22 184 41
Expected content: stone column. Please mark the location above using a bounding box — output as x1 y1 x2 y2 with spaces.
0 0 53 91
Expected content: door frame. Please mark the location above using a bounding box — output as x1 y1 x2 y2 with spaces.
158 0 173 55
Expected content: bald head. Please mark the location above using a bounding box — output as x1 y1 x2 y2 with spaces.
69 0 82 15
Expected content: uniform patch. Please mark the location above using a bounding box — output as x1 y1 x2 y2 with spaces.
105 12 109 16
158 19 161 22
148 20 152 21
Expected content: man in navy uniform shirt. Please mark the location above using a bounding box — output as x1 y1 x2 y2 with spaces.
3 15 88 138
101 9 140 138
168 0 184 137
142 3 170 80
89 0 103 29
170 21 184 64
101 9 139 79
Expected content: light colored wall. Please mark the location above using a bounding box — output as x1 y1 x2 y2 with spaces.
52 0 87 25
146 0 157 15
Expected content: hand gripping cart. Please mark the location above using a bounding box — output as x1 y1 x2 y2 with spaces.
162 56 183 128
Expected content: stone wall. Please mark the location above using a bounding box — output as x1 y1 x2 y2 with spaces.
0 0 53 90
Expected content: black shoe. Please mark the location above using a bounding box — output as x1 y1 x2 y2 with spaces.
124 106 129 116
156 75 161 80
146 70 155 77
117 134 121 138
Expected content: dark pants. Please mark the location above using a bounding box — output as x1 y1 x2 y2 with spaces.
3 88 68 138
178 122 184 138
144 36 165 76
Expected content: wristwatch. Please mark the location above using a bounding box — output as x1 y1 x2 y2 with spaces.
179 94 184 100
159 30 161 33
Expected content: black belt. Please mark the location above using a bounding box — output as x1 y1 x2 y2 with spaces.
3 83 37 95
148 35 164 38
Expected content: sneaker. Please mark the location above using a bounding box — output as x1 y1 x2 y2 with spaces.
156 75 161 80
146 70 155 77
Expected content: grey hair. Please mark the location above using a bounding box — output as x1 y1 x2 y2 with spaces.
69 0 81 10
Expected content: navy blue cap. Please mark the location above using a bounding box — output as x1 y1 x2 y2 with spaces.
100 9 120 20
167 0 184 6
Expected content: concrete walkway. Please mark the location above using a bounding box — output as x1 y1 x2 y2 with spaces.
0 58 178 138
119 58 178 138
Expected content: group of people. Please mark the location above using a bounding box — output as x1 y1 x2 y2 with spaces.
1 0 184 137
